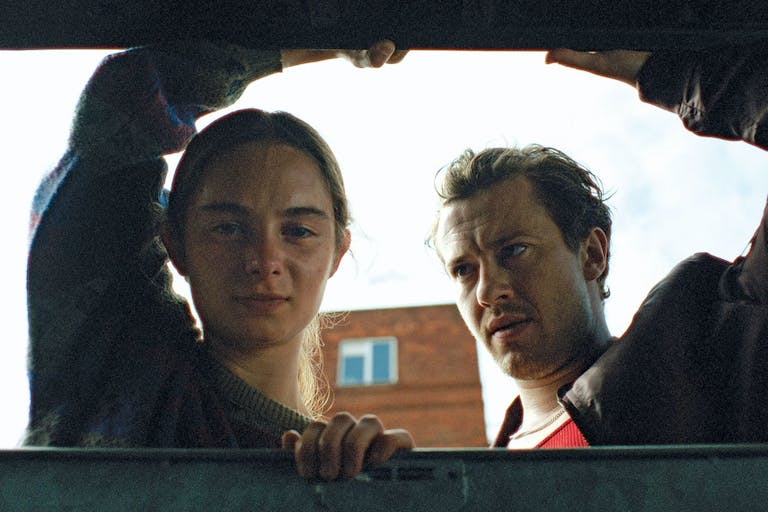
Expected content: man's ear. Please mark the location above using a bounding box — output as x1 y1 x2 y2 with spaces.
581 227 608 282
160 222 188 276
329 229 351 278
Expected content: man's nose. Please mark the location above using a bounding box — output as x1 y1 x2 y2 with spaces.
476 264 513 307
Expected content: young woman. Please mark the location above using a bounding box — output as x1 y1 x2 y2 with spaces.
25 39 410 457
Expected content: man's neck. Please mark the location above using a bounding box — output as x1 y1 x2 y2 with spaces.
515 335 612 429
514 368 578 429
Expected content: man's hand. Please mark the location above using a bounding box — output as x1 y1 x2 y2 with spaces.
282 412 415 481
281 40 408 69
545 49 652 88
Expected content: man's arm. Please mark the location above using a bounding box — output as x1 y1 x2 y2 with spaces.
545 49 651 87
547 47 768 302
546 47 768 150
554 46 768 445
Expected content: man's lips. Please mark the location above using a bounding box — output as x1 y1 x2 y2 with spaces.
487 315 532 340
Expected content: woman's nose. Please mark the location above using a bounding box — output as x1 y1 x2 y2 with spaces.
243 239 283 277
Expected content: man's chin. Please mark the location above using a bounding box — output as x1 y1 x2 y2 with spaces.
493 352 524 378
494 353 552 381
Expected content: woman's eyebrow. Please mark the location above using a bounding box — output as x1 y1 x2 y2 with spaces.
284 206 330 219
197 202 249 215
197 203 330 220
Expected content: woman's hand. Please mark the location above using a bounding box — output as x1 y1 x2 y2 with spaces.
281 39 408 69
545 49 652 87
282 412 415 481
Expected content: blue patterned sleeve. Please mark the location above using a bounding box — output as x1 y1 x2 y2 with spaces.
25 42 282 444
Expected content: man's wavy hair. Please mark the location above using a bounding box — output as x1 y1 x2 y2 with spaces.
428 144 612 300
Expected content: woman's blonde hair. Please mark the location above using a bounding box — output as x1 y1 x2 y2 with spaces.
166 109 351 417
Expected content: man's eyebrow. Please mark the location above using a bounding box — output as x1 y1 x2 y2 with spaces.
440 245 467 269
443 256 462 269
489 232 526 250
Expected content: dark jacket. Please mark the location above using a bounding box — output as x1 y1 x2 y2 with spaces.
561 47 768 445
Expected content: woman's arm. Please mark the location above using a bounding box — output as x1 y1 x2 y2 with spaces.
282 412 415 480
26 41 285 444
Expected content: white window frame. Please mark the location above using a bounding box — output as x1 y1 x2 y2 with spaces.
337 336 398 387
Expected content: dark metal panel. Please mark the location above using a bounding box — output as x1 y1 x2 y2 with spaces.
2 0 768 50
1 446 765 510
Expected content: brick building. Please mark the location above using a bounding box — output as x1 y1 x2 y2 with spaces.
320 303 488 447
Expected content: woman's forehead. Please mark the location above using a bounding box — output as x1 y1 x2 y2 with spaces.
195 142 332 206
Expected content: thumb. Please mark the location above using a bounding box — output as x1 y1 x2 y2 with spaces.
367 40 396 68
281 429 300 451
545 48 599 69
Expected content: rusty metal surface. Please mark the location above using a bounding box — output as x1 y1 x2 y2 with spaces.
0 446 764 510
1 0 767 50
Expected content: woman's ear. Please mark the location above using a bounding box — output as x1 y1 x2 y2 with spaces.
160 222 188 276
581 227 608 282
329 229 351 277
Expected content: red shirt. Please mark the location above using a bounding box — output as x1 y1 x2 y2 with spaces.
537 418 589 448
493 396 589 448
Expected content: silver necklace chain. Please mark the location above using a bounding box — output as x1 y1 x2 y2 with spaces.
511 408 567 439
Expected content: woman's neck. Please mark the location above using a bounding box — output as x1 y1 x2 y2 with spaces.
207 338 308 416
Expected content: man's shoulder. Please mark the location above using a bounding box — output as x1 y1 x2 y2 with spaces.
626 252 729 328
651 252 729 293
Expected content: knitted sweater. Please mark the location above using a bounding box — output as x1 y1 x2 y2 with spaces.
25 41 311 447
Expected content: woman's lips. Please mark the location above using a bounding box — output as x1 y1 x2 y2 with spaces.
234 294 289 314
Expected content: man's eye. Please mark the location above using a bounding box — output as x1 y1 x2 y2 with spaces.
502 244 527 258
451 264 473 279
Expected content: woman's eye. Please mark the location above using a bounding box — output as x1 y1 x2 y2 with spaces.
283 225 314 239
213 222 243 236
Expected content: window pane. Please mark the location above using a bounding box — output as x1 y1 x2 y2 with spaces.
372 342 390 383
343 355 365 385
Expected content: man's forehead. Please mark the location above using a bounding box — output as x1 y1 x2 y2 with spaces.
435 195 499 257
435 177 544 255
436 198 475 238
437 179 524 229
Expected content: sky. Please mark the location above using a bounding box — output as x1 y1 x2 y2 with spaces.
1 48 767 447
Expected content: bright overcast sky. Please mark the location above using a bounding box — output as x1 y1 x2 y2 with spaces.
1 48 767 446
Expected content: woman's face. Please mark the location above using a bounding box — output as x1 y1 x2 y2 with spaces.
169 142 348 356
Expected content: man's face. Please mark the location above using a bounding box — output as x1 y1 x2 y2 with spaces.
435 176 599 381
